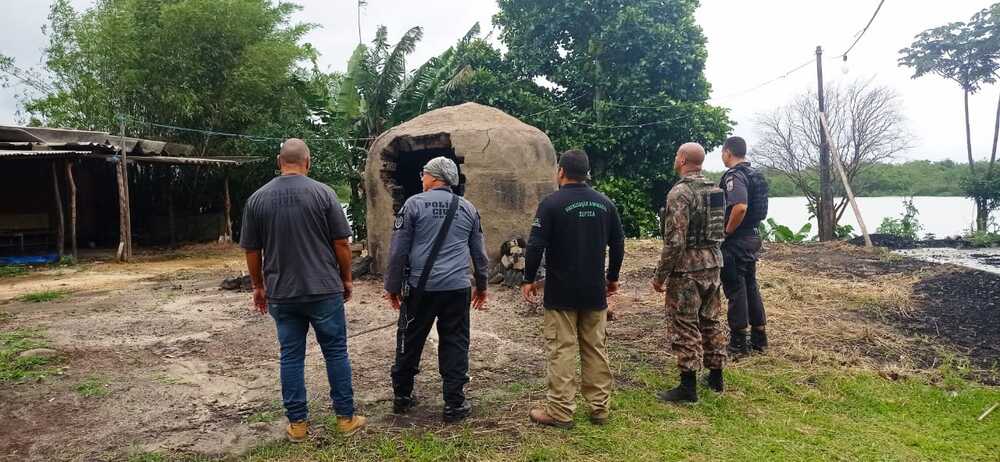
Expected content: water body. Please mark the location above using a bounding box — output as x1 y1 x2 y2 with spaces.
767 196 977 238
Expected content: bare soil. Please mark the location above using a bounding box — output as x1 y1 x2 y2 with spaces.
0 241 995 461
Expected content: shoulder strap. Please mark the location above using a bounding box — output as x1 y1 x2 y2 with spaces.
414 193 461 298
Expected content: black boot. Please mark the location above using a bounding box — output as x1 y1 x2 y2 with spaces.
728 329 751 357
392 395 419 415
442 400 472 423
750 327 768 353
703 369 724 393
658 371 698 404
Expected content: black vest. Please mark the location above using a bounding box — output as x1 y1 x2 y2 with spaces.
720 163 769 236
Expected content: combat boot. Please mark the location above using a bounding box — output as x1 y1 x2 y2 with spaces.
442 400 472 423
728 329 751 357
393 395 419 415
702 368 724 393
750 326 769 353
658 370 698 404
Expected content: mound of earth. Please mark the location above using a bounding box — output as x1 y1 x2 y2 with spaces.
849 233 970 250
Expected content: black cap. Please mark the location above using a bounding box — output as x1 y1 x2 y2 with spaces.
559 149 590 181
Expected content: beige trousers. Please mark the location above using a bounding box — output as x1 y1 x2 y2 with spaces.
543 308 613 422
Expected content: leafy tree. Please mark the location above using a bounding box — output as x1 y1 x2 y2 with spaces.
899 2 1000 231
593 177 658 237
325 25 426 239
494 0 731 236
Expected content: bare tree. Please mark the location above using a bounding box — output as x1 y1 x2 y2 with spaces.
754 79 911 225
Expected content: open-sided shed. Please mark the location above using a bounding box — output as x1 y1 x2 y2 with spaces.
0 125 250 261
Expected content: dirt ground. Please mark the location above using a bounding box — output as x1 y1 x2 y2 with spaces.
1 241 996 461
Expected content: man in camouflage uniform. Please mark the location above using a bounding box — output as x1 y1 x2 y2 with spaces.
651 142 728 403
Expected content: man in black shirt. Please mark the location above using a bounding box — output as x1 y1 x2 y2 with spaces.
522 149 625 429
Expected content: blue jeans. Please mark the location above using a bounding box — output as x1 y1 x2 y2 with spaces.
269 294 355 421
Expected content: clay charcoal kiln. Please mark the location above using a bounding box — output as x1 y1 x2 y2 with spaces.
365 102 558 273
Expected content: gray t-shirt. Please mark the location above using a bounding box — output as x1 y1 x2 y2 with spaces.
240 175 352 302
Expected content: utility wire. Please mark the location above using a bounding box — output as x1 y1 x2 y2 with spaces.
837 0 886 59
123 115 375 143
524 94 585 118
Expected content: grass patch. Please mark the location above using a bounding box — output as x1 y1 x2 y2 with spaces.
0 265 28 278
245 410 281 424
76 376 110 398
0 329 58 382
227 359 1000 462
20 290 68 303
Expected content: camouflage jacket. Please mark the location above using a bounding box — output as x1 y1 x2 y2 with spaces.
654 174 724 283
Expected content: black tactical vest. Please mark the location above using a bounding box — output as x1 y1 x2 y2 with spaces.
721 163 769 235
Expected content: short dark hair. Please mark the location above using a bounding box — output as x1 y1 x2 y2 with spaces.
559 149 590 181
723 136 747 158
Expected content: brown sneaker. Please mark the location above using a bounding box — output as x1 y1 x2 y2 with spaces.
286 420 308 443
529 407 574 429
589 412 608 425
336 415 367 436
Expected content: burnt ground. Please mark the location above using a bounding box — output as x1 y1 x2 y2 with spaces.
907 270 1000 365
1 240 998 461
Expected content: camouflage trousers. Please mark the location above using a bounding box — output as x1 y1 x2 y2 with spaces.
665 268 727 371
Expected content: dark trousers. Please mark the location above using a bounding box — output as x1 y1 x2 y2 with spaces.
391 287 471 406
721 235 767 331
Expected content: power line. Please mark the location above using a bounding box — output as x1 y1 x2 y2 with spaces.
714 58 815 101
524 94 585 118
122 115 375 143
837 0 886 59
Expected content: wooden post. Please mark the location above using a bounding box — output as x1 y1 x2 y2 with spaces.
51 162 65 259
65 161 77 261
819 112 873 248
116 158 129 262
222 173 233 243
118 121 133 259
167 173 177 248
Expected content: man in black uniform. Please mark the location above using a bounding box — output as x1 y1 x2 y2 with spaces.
718 136 769 356
522 149 625 429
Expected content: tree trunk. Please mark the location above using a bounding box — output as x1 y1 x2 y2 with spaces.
66 161 77 261
965 90 976 174
51 162 65 259
988 90 1000 178
976 197 989 233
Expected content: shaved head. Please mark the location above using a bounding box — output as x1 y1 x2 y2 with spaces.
279 138 310 166
677 142 706 167
674 142 706 176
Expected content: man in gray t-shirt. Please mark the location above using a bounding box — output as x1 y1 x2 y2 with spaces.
240 138 366 441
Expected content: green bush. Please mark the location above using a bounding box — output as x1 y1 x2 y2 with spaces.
760 218 812 243
594 177 659 238
877 198 922 240
967 231 1000 248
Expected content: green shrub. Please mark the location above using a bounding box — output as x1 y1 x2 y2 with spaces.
877 198 922 240
761 218 812 243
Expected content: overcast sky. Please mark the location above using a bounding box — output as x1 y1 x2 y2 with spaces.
2 0 997 170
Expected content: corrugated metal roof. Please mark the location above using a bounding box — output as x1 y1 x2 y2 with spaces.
0 149 247 166
0 150 96 159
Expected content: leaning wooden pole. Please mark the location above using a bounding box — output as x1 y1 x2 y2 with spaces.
51 162 65 259
65 160 78 261
819 112 873 248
